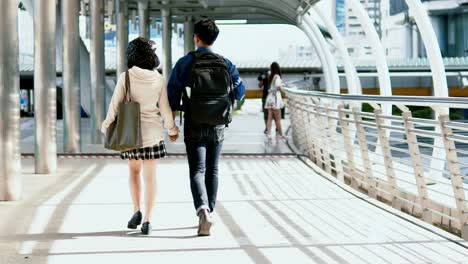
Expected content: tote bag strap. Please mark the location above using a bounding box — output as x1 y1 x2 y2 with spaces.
125 70 132 102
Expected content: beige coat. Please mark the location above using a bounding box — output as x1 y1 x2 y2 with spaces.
101 66 178 148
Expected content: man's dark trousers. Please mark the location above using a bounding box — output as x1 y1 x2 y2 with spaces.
184 124 224 214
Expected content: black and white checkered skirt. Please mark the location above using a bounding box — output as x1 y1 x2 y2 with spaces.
120 141 167 160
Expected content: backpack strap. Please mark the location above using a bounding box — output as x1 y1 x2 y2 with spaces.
186 51 199 89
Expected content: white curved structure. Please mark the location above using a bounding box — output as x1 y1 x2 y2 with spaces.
302 14 341 94
404 0 449 181
405 0 448 99
298 22 333 92
346 0 393 117
311 6 362 95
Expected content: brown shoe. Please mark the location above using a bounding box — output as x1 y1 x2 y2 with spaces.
197 209 213 236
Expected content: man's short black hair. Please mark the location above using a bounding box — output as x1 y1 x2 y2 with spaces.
127 37 160 70
194 19 219 45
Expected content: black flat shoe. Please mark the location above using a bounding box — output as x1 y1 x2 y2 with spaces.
141 222 152 235
127 211 142 229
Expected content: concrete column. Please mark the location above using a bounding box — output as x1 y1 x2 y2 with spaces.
62 0 81 153
405 23 412 58
34 0 57 174
117 0 129 75
162 1 172 81
411 22 419 58
0 0 21 200
184 16 195 54
56 0 63 73
138 0 149 38
90 0 106 144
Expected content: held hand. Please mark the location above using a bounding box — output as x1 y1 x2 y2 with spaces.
168 124 180 142
169 133 179 142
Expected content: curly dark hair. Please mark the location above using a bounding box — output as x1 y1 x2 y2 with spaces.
127 37 160 70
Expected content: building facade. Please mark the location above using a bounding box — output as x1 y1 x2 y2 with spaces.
341 0 383 58
384 0 468 58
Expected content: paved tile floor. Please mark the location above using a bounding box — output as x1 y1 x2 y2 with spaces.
1 157 467 263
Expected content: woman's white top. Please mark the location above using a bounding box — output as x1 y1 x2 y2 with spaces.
264 74 285 110
101 66 178 148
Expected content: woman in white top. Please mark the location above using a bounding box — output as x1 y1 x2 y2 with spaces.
264 62 286 140
101 37 179 235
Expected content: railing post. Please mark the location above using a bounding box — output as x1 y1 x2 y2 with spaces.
292 98 309 158
303 105 323 165
438 114 468 239
303 102 320 165
353 107 377 198
302 107 318 163
291 97 309 156
312 99 332 174
374 108 398 207
338 104 358 188
288 97 298 147
402 110 432 223
326 105 344 181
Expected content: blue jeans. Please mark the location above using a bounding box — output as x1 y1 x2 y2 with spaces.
184 125 224 214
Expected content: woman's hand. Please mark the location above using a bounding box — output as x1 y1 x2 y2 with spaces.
169 133 179 142
168 125 180 142
100 124 107 135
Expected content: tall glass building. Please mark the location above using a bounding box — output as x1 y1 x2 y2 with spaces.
336 0 345 33
389 0 408 16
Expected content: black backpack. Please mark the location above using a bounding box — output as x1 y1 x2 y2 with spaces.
183 51 234 126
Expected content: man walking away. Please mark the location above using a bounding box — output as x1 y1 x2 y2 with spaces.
167 19 245 236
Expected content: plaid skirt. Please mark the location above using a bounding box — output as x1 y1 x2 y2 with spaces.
120 141 167 160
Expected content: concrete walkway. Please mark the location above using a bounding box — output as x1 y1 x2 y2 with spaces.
6 99 468 263
1 156 468 263
20 99 292 155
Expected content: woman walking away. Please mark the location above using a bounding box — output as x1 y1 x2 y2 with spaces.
101 37 179 235
265 62 286 141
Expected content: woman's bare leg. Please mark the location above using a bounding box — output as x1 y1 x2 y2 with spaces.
266 109 274 137
128 159 142 212
273 109 283 136
142 159 157 223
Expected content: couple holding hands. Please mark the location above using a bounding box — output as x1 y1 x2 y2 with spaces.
101 19 245 236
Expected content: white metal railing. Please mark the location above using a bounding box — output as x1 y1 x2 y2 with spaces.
284 86 468 239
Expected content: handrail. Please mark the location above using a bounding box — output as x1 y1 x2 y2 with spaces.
284 85 468 240
283 87 468 109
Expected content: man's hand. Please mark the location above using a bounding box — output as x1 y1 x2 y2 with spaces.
258 80 263 88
